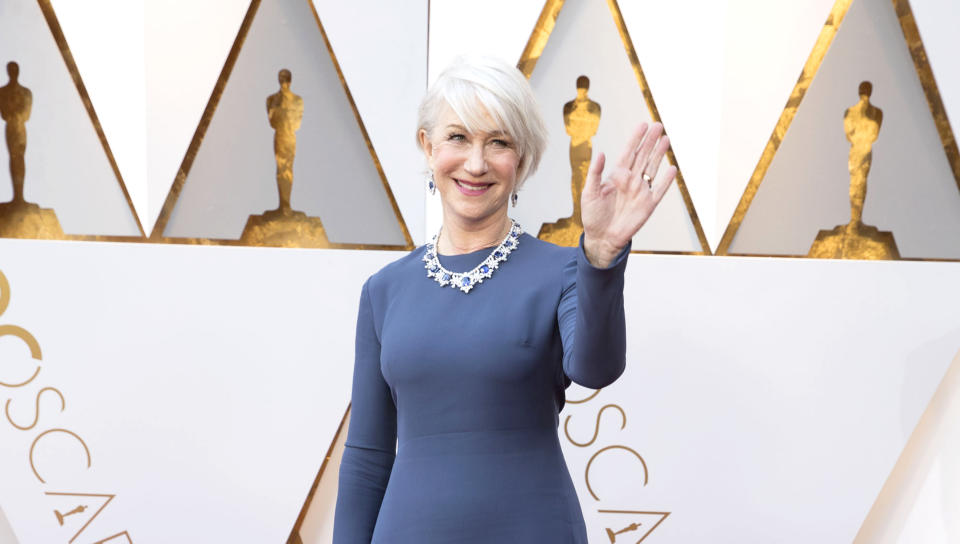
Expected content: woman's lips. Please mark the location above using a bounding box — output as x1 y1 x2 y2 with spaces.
454 178 492 195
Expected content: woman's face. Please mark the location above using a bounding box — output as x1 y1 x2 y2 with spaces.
420 104 520 226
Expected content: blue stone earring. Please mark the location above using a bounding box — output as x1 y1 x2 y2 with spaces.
511 192 518 207
428 174 436 195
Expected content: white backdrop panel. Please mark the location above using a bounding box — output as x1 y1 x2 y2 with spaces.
617 0 728 249
909 0 960 171
711 0 838 245
143 0 251 233
50 0 150 228
313 0 428 244
856 350 960 543
0 239 396 542
561 253 960 542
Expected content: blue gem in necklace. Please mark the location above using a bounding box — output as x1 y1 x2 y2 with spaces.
422 220 522 294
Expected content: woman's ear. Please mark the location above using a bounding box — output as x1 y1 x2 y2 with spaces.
418 128 434 168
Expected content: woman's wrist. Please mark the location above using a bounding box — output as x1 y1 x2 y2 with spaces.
583 235 625 268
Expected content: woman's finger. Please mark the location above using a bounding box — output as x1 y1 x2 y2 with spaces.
652 165 677 202
583 151 606 198
617 122 648 170
644 135 670 179
631 122 663 179
635 134 670 190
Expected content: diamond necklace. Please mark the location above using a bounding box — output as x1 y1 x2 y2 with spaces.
422 219 523 294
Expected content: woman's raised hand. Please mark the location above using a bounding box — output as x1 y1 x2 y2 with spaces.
580 122 677 267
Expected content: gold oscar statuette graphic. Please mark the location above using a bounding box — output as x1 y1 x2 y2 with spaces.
597 510 670 543
54 504 87 526
44 492 122 544
539 75 600 247
808 81 899 259
239 68 331 247
606 521 641 542
0 61 64 239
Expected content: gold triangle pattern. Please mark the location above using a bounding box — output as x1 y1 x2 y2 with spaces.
716 0 960 261
517 0 711 255
0 0 146 242
287 404 350 543
150 0 413 250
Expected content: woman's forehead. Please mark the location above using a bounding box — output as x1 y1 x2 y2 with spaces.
439 100 508 137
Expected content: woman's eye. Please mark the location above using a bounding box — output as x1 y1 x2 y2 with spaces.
448 133 466 142
492 139 511 147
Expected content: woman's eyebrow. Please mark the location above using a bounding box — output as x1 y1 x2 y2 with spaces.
444 124 509 139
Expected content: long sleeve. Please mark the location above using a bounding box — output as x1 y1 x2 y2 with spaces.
557 237 631 389
333 280 397 543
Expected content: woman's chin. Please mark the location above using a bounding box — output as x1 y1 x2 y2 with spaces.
446 202 509 223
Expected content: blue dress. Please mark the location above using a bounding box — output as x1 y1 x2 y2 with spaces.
333 233 629 543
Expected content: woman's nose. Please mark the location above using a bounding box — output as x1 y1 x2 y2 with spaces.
464 143 488 176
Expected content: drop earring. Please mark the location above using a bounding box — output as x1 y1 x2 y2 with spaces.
428 174 436 195
511 192 518 207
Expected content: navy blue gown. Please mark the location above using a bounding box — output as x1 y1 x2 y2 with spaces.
333 233 629 543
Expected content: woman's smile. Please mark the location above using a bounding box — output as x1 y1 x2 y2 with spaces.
453 178 493 195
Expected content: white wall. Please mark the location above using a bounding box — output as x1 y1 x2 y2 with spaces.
2 240 958 542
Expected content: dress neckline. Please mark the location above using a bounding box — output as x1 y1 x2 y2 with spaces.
435 244 499 258
435 243 499 274
429 233 526 277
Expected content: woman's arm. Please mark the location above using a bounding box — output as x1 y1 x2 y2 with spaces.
558 237 630 390
556 121 672 389
332 280 397 543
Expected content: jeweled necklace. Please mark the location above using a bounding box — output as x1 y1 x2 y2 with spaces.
422 219 523 294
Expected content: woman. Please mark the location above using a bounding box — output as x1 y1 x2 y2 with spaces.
333 56 675 543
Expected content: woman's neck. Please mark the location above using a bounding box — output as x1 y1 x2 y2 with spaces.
437 214 512 255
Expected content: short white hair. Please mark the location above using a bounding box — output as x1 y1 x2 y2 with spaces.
416 55 547 189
